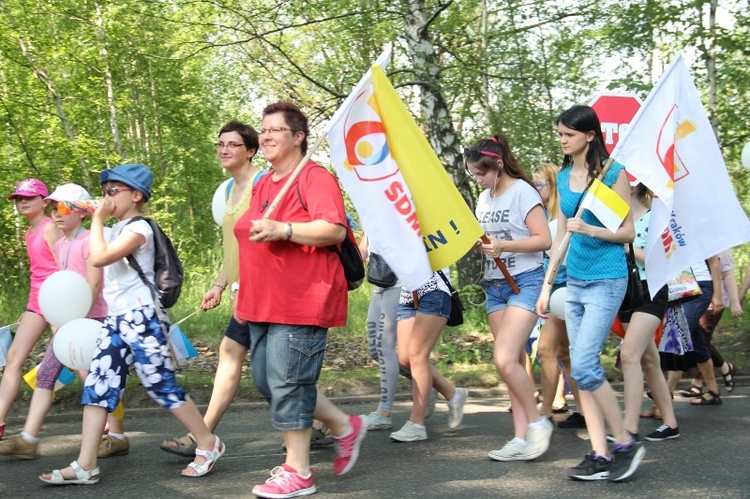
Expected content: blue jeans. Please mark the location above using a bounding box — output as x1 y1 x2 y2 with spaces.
565 276 627 391
249 322 327 430
683 281 713 363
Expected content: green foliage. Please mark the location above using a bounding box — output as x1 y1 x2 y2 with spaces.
1 0 749 327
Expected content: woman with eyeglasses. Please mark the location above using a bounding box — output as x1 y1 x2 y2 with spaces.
234 102 366 498
531 164 584 428
160 121 266 457
536 105 642 482
465 134 554 462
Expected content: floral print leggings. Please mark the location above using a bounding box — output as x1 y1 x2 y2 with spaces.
81 305 187 411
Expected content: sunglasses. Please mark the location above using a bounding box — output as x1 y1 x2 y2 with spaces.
463 147 502 161
103 186 134 196
534 182 548 190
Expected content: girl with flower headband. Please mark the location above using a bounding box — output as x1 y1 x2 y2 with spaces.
0 179 61 441
465 134 554 462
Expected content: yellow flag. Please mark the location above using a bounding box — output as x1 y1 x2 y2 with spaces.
371 66 483 269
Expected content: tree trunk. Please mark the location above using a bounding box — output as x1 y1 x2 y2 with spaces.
0 0 92 189
95 2 123 159
402 0 481 288
704 0 718 136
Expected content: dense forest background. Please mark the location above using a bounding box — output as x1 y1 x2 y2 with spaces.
1 0 748 294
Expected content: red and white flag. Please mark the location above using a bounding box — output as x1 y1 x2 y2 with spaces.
612 53 750 296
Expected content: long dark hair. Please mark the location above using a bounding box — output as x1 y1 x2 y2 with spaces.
466 134 535 190
556 105 608 177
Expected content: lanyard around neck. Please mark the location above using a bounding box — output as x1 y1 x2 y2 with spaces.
62 228 84 270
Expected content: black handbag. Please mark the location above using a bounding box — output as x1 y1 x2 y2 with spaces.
619 243 644 314
366 253 398 288
437 270 464 327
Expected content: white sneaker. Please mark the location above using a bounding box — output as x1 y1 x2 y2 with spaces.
389 421 427 442
488 439 530 461
524 417 554 460
363 412 392 430
447 388 468 428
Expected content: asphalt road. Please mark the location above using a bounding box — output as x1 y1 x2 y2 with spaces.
1 382 749 498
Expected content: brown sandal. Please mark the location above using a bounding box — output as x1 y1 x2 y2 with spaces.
639 405 663 419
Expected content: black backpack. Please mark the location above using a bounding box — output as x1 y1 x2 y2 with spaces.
296 166 365 290
125 216 184 308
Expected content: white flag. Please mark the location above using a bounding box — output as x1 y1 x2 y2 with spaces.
612 53 750 296
327 54 432 290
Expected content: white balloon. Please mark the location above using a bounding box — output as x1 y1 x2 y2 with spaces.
549 287 567 320
211 178 232 226
39 270 93 328
53 318 102 371
742 141 750 169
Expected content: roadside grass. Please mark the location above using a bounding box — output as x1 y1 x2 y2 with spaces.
5 264 748 413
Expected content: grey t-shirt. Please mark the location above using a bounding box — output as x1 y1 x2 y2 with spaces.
475 179 544 280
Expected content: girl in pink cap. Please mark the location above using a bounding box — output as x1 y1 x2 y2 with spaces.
0 178 61 440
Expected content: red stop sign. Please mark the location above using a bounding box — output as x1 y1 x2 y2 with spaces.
589 93 643 153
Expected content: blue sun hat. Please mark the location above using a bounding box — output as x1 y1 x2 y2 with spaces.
99 163 153 201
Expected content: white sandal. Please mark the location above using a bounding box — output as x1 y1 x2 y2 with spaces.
181 435 225 477
39 460 100 485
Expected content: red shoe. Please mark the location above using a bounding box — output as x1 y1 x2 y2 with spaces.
252 464 315 498
0 423 5 440
332 414 366 475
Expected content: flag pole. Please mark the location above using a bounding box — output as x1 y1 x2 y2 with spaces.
480 235 520 294
262 48 392 221
546 157 616 285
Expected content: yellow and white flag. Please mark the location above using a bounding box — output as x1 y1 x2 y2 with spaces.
578 179 630 233
612 53 750 296
328 56 483 290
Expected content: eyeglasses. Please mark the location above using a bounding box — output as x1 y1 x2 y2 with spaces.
463 147 502 161
103 186 134 196
534 182 548 190
214 141 246 150
259 126 292 135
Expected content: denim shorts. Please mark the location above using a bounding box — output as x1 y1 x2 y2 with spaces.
397 290 451 321
485 266 545 315
248 322 327 430
565 276 627 392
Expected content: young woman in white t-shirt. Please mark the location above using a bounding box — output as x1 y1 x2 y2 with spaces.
466 134 553 462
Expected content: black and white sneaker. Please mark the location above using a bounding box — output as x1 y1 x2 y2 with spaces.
645 424 680 441
608 441 646 482
567 453 611 481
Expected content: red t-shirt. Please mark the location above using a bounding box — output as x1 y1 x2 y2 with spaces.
234 161 349 328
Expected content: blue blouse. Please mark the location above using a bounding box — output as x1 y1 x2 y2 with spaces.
558 162 627 280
